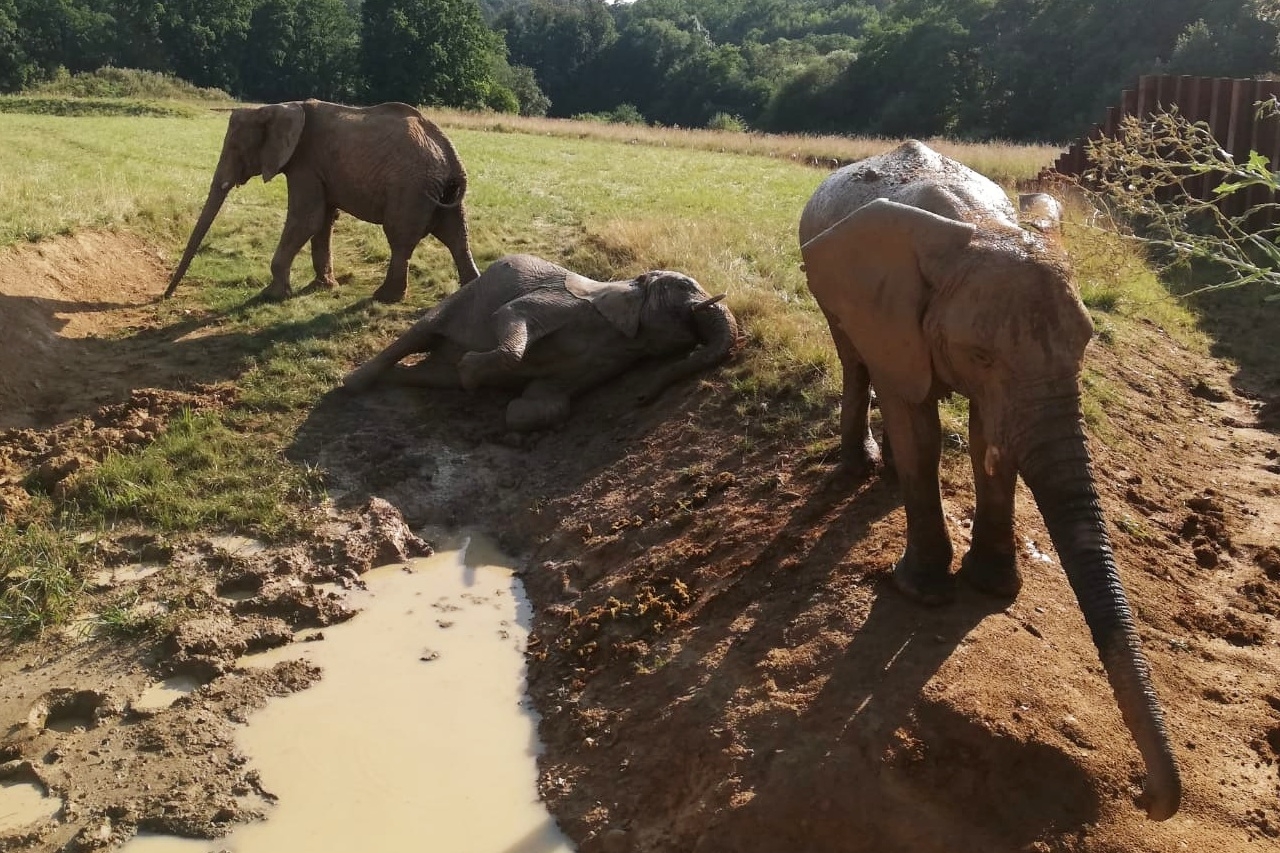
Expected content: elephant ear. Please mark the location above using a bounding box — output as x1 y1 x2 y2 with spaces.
564 272 643 338
800 198 976 405
260 102 305 182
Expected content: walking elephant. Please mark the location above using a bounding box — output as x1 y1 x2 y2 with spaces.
165 99 480 304
342 254 740 430
799 140 1180 820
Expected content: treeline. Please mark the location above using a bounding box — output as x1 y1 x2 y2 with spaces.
2 0 1277 142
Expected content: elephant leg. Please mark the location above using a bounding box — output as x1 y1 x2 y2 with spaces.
879 395 954 605
431 205 481 285
306 207 341 291
265 185 327 301
505 381 571 432
383 356 462 389
457 306 535 390
957 402 1021 597
821 308 880 476
342 315 442 392
373 223 418 304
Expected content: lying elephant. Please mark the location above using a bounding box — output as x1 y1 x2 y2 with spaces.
342 254 740 430
799 140 1180 820
165 99 480 304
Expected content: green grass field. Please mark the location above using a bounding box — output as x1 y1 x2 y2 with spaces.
0 105 1202 636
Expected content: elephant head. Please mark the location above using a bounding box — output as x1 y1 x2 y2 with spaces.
164 103 306 298
802 198 1180 820
566 269 741 400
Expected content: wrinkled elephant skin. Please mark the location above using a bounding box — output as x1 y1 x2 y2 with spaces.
166 99 480 304
342 254 740 430
799 140 1180 820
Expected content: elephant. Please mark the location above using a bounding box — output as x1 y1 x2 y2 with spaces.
341 254 740 430
165 99 481 304
798 140 1180 820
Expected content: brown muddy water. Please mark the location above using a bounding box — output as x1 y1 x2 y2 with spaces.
0 781 62 835
121 535 575 853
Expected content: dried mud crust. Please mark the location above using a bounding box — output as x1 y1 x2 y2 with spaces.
1 231 1279 853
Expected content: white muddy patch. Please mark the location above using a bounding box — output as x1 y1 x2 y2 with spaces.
118 535 574 853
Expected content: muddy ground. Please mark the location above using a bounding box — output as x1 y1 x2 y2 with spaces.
1 231 1278 853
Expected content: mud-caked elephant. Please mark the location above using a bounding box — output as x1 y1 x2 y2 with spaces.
798 140 1180 820
165 99 480 303
342 254 740 430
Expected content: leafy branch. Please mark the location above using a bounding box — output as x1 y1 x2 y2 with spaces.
1080 99 1280 297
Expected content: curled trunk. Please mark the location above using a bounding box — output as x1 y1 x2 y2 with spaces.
1019 398 1181 820
164 183 230 298
640 300 741 402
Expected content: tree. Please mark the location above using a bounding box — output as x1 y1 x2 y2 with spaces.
242 0 361 102
157 0 256 93
361 0 503 108
495 0 616 116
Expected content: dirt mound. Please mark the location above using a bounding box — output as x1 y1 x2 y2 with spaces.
0 232 170 428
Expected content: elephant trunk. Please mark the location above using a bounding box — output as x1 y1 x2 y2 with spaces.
164 180 231 298
1017 393 1180 821
639 299 740 403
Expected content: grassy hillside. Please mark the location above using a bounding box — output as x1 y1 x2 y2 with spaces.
0 109 1199 636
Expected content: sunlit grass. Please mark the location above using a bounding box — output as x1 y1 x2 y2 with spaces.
64 408 324 538
0 523 83 639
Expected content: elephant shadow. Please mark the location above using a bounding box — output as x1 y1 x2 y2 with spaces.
539 474 1101 852
0 291 369 430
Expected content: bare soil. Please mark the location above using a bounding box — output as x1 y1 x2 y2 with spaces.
1 233 1278 853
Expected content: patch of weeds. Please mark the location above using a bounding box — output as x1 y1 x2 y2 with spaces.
0 523 83 639
65 409 323 538
1115 514 1157 544
1080 369 1117 436
94 594 161 639
1091 312 1118 345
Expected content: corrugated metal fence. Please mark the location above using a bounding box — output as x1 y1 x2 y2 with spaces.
1047 74 1280 223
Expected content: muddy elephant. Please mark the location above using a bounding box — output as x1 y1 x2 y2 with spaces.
798 141 1180 820
342 254 740 430
165 99 480 303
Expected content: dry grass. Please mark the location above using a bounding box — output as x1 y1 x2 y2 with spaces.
432 109 1061 187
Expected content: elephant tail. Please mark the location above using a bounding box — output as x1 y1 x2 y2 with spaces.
425 163 468 210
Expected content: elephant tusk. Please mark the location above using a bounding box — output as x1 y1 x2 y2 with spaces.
693 293 727 311
984 445 1004 478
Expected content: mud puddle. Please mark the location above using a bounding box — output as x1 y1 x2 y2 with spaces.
0 781 61 835
120 535 574 853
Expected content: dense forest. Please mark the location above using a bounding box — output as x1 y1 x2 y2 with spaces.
2 0 1277 141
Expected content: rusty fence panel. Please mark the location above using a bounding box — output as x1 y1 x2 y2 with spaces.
1046 74 1279 228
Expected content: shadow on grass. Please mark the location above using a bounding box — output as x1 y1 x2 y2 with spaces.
1179 282 1280 428
0 291 369 430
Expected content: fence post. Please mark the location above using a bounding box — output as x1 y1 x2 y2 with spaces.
1136 75 1158 120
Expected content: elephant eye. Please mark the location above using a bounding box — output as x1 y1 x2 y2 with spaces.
969 347 995 368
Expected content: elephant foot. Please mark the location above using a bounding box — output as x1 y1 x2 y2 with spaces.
892 552 956 606
506 395 570 432
259 283 293 302
838 437 883 480
459 350 517 391
372 283 406 303
302 276 340 293
957 547 1022 598
342 362 383 392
